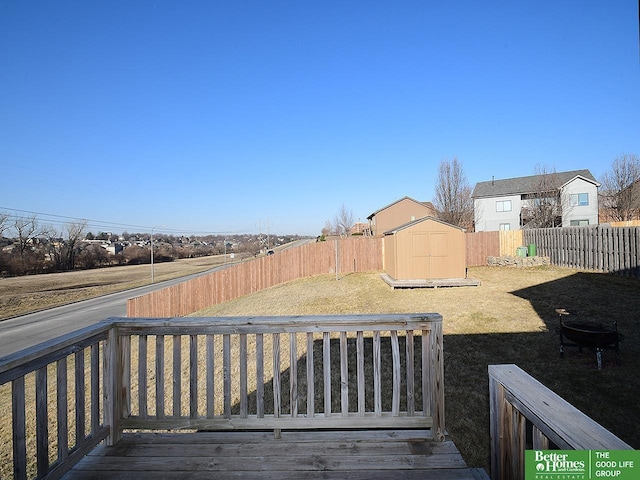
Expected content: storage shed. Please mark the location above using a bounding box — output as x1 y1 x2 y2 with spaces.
383 217 467 282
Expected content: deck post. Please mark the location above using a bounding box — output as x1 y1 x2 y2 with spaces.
104 323 124 446
430 319 445 441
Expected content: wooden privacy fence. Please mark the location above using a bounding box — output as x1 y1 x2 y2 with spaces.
128 236 383 317
0 314 445 479
524 225 640 275
489 364 632 480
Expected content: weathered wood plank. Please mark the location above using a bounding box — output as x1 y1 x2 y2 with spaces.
356 331 365 416
373 331 381 416
36 366 49 476
11 376 27 480
189 334 198 418
306 332 314 417
67 430 481 479
489 364 632 451
256 333 264 418
57 357 69 461
155 335 165 419
172 335 181 417
223 334 231 418
406 330 415 416
75 349 86 440
138 335 148 419
240 333 248 418
90 343 100 434
289 332 297 417
391 330 400 416
340 331 349 416
120 412 433 430
115 314 441 335
323 331 331 416
205 334 214 418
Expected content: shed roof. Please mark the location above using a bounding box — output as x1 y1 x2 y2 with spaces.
367 196 435 220
472 169 599 199
383 216 466 235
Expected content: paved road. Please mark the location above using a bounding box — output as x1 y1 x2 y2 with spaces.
0 265 227 359
0 239 314 359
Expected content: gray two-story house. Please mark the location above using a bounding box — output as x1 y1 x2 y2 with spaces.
472 169 600 231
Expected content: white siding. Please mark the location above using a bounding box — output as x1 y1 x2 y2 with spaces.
474 194 522 232
561 177 599 226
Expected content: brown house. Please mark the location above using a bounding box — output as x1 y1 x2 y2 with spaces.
383 216 466 280
366 196 437 236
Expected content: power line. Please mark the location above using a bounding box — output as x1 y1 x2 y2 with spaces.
0 206 254 236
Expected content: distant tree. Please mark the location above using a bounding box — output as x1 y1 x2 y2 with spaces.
0 211 8 237
433 158 474 228
85 231 95 240
124 245 150 265
321 220 335 237
333 204 355 236
46 221 86 271
76 243 111 269
599 153 640 222
13 215 43 270
521 165 563 228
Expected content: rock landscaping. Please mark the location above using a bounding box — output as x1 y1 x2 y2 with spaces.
487 255 551 267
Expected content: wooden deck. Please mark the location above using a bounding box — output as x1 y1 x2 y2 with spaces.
63 429 489 479
381 274 481 289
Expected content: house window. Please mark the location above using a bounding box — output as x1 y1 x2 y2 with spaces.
570 219 590 226
569 193 589 206
496 200 512 212
499 223 510 231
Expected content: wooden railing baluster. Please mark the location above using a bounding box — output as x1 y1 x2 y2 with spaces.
56 357 69 461
2 314 448 479
12 376 27 480
340 331 348 416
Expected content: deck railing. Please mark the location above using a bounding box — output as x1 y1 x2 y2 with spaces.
488 364 632 480
0 313 445 480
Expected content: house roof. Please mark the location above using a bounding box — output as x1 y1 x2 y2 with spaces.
366 196 436 220
383 216 466 235
471 169 599 199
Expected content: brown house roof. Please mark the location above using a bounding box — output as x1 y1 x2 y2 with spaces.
367 196 436 220
383 216 466 235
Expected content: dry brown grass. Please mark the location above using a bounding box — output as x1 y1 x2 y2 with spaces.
192 266 640 471
2 265 638 476
0 255 237 320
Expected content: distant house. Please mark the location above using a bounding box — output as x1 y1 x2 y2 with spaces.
366 196 437 236
349 222 369 235
599 178 640 223
472 169 600 231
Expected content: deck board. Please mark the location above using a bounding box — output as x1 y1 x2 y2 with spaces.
63 430 488 479
380 274 481 289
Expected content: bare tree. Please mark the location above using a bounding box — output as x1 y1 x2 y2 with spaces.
433 158 474 228
521 165 563 228
13 215 42 267
599 153 640 222
0 211 8 237
334 204 355 236
46 221 87 271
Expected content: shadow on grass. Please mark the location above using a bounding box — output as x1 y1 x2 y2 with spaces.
443 271 640 470
227 271 639 473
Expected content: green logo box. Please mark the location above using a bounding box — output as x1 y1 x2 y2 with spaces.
525 450 640 480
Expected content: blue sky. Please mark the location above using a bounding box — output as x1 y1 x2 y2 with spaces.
1 1 638 236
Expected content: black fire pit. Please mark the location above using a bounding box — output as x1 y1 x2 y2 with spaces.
558 318 622 369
